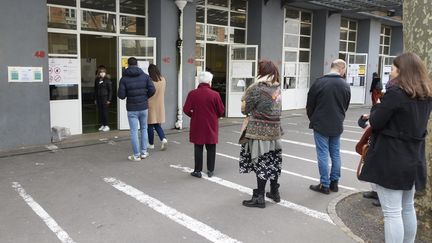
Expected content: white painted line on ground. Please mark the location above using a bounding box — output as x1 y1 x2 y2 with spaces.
281 170 357 191
216 152 359 191
170 140 181 144
12 182 76 243
287 122 298 125
283 130 359 143
344 130 363 134
282 153 357 173
104 177 241 243
225 142 358 172
280 139 358 156
290 113 303 116
344 125 363 129
170 165 334 225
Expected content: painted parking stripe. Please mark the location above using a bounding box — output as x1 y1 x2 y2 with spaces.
280 139 358 156
344 125 363 129
225 142 357 173
344 130 363 134
283 130 359 143
12 182 76 243
170 165 334 225
216 152 359 191
104 177 241 243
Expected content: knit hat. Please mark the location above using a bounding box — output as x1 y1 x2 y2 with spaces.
198 71 213 84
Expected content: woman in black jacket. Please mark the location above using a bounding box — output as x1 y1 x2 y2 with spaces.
94 65 112 132
359 52 432 243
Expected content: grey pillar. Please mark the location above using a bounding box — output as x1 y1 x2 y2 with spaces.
310 10 341 84
357 19 381 105
0 0 51 150
247 1 284 70
390 26 403 56
148 0 195 128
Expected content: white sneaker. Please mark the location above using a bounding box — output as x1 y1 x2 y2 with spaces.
102 126 110 132
148 144 155 149
127 155 141 161
98 125 104 131
141 152 150 159
161 138 168 150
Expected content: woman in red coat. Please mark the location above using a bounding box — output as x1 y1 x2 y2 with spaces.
183 71 225 178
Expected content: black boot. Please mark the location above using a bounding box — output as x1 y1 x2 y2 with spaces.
330 180 339 192
243 189 266 208
266 183 281 203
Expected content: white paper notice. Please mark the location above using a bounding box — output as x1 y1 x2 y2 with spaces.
8 67 43 83
232 62 253 78
49 58 79 84
284 63 296 77
138 61 150 75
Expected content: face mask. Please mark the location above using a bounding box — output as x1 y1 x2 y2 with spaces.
99 72 106 78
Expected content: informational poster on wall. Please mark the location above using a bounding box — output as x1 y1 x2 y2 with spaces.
232 62 253 78
347 64 366 87
49 58 80 84
381 65 392 90
138 60 149 75
8 66 43 82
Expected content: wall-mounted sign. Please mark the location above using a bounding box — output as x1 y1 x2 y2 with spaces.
232 62 253 78
49 58 79 84
138 60 150 75
8 66 43 82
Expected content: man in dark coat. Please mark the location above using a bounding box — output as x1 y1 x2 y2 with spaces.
306 59 351 194
118 57 156 161
183 71 225 178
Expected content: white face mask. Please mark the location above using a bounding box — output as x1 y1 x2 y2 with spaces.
99 72 106 78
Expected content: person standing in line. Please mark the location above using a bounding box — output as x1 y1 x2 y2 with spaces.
147 64 168 150
94 65 112 132
183 71 225 178
118 57 156 161
359 52 432 243
306 59 351 194
370 72 383 105
239 60 283 209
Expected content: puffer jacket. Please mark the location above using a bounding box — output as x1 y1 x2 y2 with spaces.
118 66 156 111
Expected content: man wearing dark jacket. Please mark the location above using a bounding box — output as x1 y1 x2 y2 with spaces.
306 59 351 194
118 57 156 161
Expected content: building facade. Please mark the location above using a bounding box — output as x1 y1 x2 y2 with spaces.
0 0 403 150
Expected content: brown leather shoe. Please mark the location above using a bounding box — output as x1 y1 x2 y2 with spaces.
309 184 330 194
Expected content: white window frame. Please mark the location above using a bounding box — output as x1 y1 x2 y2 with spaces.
339 18 358 60
380 25 392 56
282 8 313 90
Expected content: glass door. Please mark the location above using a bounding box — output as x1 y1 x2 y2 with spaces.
346 53 368 104
227 45 258 117
118 36 156 130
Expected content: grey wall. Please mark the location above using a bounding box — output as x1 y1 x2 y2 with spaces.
0 0 51 151
390 26 403 56
148 0 179 129
357 19 381 105
247 0 284 71
310 10 341 84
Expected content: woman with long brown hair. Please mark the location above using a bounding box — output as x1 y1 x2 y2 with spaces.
147 64 168 150
359 52 432 243
239 60 283 208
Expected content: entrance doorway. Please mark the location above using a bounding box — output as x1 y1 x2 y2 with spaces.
206 44 228 107
80 34 117 133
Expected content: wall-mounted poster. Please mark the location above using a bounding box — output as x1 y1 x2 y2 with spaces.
138 60 150 75
49 58 79 84
232 62 253 78
284 63 296 77
8 66 43 82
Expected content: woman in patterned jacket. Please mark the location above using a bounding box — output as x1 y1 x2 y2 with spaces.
239 60 283 208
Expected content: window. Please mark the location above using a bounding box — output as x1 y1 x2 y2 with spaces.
380 25 392 56
195 0 247 44
48 6 77 29
339 18 357 60
282 9 312 90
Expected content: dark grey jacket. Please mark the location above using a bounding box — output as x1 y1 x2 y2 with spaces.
306 74 351 136
118 66 155 111
359 86 432 191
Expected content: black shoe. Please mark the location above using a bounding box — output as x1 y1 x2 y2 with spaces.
190 171 202 178
266 183 281 203
243 189 266 208
363 191 379 200
330 180 339 192
309 184 330 194
372 199 381 207
207 171 214 178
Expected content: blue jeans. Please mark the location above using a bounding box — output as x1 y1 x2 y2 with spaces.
127 110 148 157
148 124 166 145
313 131 341 187
376 185 417 243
